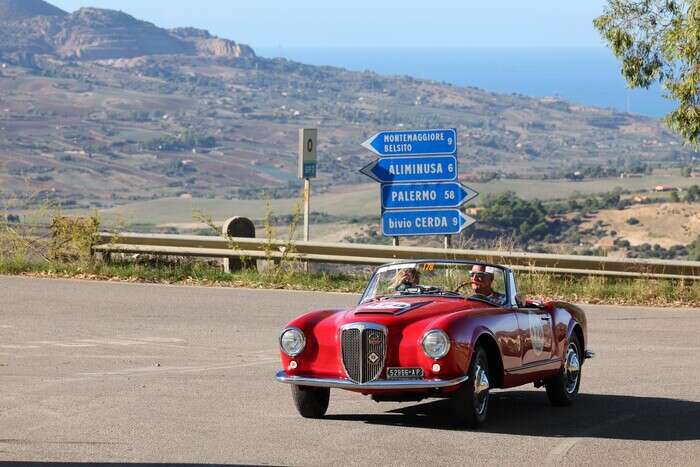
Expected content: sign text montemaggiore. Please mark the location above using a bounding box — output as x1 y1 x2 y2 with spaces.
362 128 457 157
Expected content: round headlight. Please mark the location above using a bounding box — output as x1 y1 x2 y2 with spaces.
422 329 450 359
280 327 305 356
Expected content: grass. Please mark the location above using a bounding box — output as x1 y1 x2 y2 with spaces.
1 257 699 307
519 272 700 307
0 258 368 293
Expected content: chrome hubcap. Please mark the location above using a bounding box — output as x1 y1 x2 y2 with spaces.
564 343 580 394
473 363 490 415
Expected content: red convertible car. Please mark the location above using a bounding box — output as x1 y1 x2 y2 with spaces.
276 260 593 427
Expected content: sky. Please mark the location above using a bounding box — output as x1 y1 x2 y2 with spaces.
50 0 610 48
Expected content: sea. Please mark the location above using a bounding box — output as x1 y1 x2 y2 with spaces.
256 47 674 118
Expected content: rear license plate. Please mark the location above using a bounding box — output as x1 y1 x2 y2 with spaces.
387 367 424 379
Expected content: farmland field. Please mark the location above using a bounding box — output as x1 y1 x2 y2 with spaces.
92 173 699 227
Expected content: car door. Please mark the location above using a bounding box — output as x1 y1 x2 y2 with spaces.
516 307 554 366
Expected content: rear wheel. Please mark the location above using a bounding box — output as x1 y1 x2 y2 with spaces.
545 334 582 406
453 345 490 428
291 385 330 418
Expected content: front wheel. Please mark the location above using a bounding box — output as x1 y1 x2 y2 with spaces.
291 385 330 418
545 335 582 406
453 345 490 428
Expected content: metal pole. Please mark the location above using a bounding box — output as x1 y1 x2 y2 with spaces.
444 235 452 249
393 237 400 247
303 178 310 242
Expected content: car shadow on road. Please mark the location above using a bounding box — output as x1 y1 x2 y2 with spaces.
324 391 700 440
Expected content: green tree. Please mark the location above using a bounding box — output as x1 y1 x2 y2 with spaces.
594 1 700 143
689 235 700 260
685 184 700 201
478 192 553 244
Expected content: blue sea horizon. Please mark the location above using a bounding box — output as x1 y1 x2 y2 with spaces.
257 47 674 118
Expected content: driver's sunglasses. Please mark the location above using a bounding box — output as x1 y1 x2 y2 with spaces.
470 272 487 279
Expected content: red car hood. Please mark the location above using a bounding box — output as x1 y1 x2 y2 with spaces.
336 296 494 327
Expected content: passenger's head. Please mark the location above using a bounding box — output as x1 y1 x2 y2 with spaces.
394 267 420 288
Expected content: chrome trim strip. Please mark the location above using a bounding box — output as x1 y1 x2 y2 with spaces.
504 358 563 375
275 371 468 390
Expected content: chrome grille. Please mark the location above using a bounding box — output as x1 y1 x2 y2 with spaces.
341 323 386 383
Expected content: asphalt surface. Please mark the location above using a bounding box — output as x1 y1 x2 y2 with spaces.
1 276 699 466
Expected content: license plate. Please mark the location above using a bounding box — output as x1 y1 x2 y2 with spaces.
387 367 424 380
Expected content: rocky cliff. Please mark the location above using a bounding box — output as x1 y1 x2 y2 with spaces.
0 0 255 62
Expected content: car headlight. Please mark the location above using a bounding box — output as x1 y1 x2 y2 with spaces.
422 329 450 359
280 327 305 356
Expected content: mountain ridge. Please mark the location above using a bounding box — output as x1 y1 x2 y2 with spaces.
0 0 255 61
0 0 66 20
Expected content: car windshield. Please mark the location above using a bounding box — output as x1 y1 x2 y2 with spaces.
360 261 509 306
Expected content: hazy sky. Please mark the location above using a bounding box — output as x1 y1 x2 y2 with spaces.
50 0 609 48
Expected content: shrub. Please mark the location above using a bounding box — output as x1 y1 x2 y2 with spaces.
49 216 100 264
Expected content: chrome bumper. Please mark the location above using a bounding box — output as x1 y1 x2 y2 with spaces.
275 371 468 390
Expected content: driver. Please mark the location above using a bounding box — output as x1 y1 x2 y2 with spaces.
469 265 506 305
389 267 420 291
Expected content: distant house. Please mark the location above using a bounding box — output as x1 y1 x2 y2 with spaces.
654 185 674 192
465 207 481 216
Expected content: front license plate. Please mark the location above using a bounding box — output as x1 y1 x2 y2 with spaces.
387 367 424 380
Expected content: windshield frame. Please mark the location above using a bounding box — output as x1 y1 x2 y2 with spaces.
359 260 516 307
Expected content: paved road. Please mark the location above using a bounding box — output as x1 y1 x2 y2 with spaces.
1 276 699 466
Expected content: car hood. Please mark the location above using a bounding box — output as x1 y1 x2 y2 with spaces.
338 296 492 326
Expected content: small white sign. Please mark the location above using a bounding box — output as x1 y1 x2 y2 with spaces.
298 128 317 179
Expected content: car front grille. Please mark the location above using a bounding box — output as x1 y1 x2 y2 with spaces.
341 324 386 383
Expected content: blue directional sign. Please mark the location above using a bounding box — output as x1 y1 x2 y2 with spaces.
360 155 458 183
362 128 457 157
382 209 476 236
381 182 478 210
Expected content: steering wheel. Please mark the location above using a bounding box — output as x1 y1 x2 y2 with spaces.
452 281 471 293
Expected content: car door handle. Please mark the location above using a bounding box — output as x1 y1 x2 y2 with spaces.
540 316 551 321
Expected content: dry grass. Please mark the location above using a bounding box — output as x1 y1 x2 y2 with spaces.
519 271 700 307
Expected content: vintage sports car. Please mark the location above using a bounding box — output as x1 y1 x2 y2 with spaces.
275 260 593 427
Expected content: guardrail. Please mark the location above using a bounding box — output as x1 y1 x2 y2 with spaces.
94 232 700 281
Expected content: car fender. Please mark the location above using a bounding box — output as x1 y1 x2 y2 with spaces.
428 309 509 380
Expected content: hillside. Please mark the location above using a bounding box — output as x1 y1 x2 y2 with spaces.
0 0 66 20
0 1 694 211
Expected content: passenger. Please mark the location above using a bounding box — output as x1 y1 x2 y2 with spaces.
470 265 506 305
389 267 420 291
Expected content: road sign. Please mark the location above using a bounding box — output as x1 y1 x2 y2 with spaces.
360 155 458 183
382 209 475 236
381 182 478 210
298 128 317 179
362 128 457 157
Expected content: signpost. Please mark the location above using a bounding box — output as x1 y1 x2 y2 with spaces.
381 209 476 237
381 182 478 210
360 128 478 247
298 128 317 242
360 155 458 183
362 128 457 157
